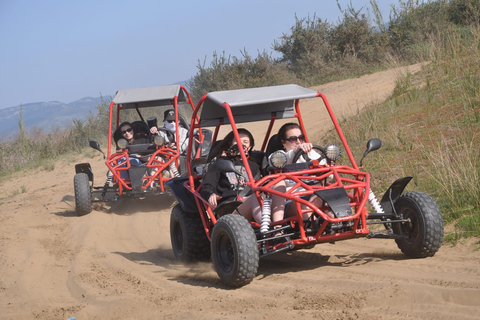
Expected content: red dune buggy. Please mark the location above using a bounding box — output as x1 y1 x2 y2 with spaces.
167 84 444 287
73 85 211 216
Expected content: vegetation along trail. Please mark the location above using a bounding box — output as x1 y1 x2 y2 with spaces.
1 63 479 320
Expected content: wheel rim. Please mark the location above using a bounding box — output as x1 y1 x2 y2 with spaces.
215 232 234 272
401 208 419 244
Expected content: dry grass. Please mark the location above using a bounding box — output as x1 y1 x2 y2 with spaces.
332 26 480 241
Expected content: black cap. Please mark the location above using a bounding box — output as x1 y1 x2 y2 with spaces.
163 109 175 121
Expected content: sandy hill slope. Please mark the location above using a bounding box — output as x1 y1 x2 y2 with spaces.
1 64 479 320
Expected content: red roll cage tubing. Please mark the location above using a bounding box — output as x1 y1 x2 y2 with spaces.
106 86 203 161
185 91 360 190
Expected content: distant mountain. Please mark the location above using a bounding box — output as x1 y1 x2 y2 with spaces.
0 97 106 139
0 81 192 140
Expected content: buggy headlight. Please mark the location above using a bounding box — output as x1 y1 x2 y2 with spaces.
325 144 341 161
117 138 128 149
154 135 165 146
269 150 287 169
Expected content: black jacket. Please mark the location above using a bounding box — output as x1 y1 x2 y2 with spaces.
200 157 260 203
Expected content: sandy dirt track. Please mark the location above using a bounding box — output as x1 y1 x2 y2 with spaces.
1 64 480 320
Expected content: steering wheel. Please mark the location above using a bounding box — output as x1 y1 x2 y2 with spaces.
291 145 326 163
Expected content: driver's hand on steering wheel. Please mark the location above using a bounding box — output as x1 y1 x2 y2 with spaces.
296 142 313 154
208 193 222 207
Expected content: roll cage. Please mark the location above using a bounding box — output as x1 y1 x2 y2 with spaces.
105 85 203 194
183 84 372 244
108 85 192 157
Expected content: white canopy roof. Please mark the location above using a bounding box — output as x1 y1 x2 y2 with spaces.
112 85 187 109
199 84 318 126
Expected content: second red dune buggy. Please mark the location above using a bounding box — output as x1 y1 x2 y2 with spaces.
167 84 444 287
73 85 211 216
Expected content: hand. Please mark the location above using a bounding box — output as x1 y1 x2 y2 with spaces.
208 193 221 207
296 142 313 154
150 127 158 135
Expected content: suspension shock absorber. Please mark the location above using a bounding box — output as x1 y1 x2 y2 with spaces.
101 170 113 198
368 188 393 232
260 195 272 234
368 189 384 214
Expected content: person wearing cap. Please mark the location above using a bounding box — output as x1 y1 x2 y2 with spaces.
149 109 189 155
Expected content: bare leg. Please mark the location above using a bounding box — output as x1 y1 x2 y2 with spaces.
311 195 335 219
236 195 261 222
235 182 286 224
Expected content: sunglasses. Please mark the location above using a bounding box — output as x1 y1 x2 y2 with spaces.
166 120 175 123
286 134 305 143
121 128 133 135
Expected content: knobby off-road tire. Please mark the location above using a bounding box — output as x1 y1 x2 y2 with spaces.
170 204 211 262
392 191 444 258
74 173 92 216
211 214 259 287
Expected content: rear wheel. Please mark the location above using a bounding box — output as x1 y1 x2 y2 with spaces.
211 214 259 287
392 191 444 258
170 204 210 262
74 173 92 216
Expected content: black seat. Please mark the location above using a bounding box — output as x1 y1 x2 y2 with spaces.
265 134 284 158
131 121 150 140
178 114 190 132
197 129 213 158
113 127 123 146
206 140 223 162
249 150 265 168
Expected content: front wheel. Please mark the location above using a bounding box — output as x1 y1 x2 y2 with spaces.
74 173 92 216
211 214 259 287
170 204 211 262
392 191 444 258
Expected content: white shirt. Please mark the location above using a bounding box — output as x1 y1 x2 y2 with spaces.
158 126 189 155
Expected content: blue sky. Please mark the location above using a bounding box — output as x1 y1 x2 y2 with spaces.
0 0 400 109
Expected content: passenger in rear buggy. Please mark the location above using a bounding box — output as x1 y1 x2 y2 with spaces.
114 121 150 180
147 110 189 178
149 109 189 155
200 129 287 226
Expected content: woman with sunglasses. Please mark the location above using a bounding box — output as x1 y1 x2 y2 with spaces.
277 122 318 164
118 122 135 144
277 123 334 220
116 121 150 147
115 122 148 180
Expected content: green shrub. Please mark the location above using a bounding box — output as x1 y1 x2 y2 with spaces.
188 50 295 102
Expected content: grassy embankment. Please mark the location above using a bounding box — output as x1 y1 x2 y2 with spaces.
330 27 480 242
